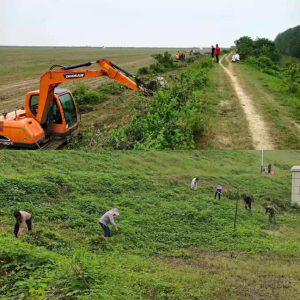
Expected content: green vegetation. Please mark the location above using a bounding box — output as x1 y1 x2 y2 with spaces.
72 84 104 105
1 150 300 299
275 25 300 59
137 51 178 75
72 83 127 106
74 58 213 150
244 56 281 77
220 49 230 55
235 36 281 62
235 35 300 98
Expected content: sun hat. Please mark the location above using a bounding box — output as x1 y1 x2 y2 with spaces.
108 208 119 216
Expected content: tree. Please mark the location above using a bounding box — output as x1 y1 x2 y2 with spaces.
275 25 300 59
235 36 253 60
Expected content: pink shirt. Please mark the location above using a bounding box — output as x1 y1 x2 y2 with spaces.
18 211 31 228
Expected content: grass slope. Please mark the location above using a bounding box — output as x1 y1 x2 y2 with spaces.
0 151 300 299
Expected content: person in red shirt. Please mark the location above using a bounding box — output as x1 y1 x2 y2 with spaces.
215 44 221 63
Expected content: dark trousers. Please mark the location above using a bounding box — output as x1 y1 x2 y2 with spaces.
215 191 221 200
216 55 219 63
100 222 111 237
245 202 252 210
14 218 32 238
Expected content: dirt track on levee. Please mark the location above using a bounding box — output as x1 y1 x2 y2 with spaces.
219 54 275 150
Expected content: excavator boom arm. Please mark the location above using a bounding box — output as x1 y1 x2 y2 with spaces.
36 59 144 125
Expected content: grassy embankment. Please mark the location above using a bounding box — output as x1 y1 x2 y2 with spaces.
1 151 300 299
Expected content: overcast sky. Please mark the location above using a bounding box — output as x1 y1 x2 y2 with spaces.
0 0 299 47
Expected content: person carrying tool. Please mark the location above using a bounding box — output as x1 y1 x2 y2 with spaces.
241 194 253 211
262 204 278 224
211 45 216 60
215 185 222 200
99 208 119 238
191 178 199 191
13 211 32 238
215 44 221 63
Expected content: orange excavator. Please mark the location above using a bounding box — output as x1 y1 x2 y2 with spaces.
0 59 149 149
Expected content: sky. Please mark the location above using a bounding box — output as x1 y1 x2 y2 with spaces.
0 0 299 47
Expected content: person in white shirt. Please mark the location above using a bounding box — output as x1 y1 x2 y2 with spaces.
14 211 32 238
191 178 199 190
99 208 119 238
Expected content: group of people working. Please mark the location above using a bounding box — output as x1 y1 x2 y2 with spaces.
191 177 222 200
191 177 278 223
12 208 120 239
12 173 278 239
211 44 221 63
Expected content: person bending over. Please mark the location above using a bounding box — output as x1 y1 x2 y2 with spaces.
241 194 253 211
262 204 278 224
99 208 119 238
191 177 199 191
13 211 32 238
215 185 222 200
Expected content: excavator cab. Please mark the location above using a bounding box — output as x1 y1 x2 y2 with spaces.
25 88 78 136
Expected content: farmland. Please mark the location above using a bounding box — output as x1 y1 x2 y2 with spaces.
1 150 300 299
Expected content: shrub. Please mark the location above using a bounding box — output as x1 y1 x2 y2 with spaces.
72 84 104 105
137 67 149 75
244 56 281 78
199 58 213 69
151 51 175 68
221 49 230 55
108 63 209 149
149 63 165 74
99 82 126 95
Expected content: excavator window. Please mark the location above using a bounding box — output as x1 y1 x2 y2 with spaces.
58 93 77 129
51 102 63 124
29 95 39 116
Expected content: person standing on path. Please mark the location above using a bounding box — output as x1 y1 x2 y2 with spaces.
191 178 199 191
211 45 215 61
214 185 222 200
262 204 278 224
242 194 253 211
13 211 32 238
215 44 221 63
99 208 119 238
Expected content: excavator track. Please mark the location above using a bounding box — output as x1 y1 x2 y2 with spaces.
41 133 81 150
40 137 68 150
0 133 80 150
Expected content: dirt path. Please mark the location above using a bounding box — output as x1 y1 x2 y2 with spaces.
219 55 275 150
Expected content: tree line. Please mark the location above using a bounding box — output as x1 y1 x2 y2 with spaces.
275 25 300 59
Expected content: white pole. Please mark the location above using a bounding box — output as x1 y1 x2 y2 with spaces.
261 150 264 173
